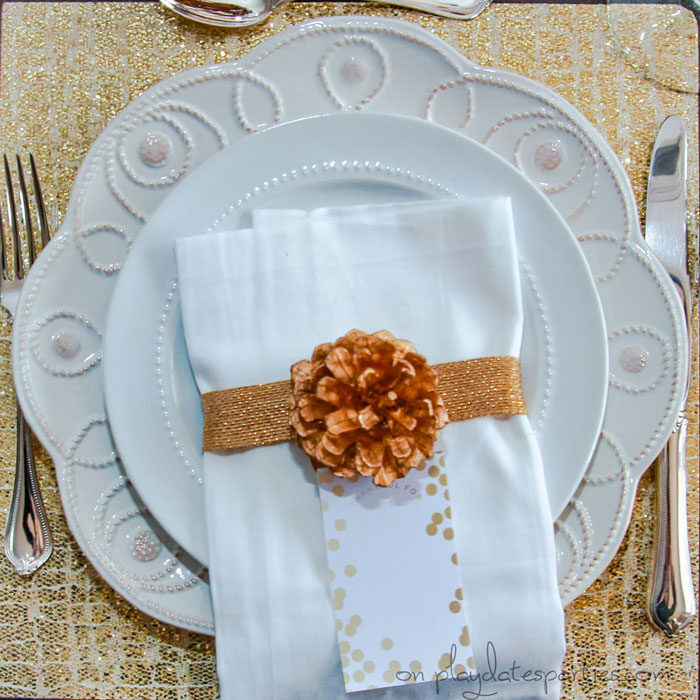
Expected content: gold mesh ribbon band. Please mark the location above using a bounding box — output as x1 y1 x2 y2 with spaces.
435 357 526 421
202 356 526 452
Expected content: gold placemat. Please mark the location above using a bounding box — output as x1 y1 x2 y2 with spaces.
0 2 697 698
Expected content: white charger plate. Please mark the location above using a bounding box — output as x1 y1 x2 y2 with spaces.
103 112 608 566
12 17 686 632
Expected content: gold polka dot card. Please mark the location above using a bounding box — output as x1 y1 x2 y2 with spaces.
317 463 473 692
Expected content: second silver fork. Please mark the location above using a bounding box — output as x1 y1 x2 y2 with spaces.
1 154 53 576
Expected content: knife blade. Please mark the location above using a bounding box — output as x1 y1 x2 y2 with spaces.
644 114 696 637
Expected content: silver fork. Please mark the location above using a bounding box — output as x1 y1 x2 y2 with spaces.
1 154 53 575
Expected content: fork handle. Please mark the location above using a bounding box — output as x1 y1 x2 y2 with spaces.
4 402 53 575
648 412 696 636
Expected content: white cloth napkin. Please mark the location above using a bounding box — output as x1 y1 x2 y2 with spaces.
175 198 565 700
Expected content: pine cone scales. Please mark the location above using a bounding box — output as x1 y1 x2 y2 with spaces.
289 330 449 487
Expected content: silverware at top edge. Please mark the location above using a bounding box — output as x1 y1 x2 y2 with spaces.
645 115 696 637
158 0 491 28
1 154 53 576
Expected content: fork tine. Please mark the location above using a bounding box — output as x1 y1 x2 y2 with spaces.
29 154 49 248
15 156 36 266
3 155 23 281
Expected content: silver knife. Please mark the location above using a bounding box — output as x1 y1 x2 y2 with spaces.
645 115 696 637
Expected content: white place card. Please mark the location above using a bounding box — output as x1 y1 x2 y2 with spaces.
317 451 475 693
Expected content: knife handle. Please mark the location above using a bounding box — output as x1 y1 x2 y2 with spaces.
648 412 696 636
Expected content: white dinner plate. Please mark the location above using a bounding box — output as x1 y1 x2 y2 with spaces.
12 17 686 632
103 112 608 566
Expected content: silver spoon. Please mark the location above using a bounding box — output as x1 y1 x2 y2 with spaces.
158 0 282 27
159 0 491 28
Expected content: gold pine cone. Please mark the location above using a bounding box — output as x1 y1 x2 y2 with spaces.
289 330 449 487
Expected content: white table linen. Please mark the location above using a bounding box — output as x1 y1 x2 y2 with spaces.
175 198 565 700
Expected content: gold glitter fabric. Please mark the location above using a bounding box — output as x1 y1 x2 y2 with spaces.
435 357 526 421
201 356 526 451
203 379 295 449
0 2 697 698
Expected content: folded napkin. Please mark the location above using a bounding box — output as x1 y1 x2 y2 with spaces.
175 198 565 700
